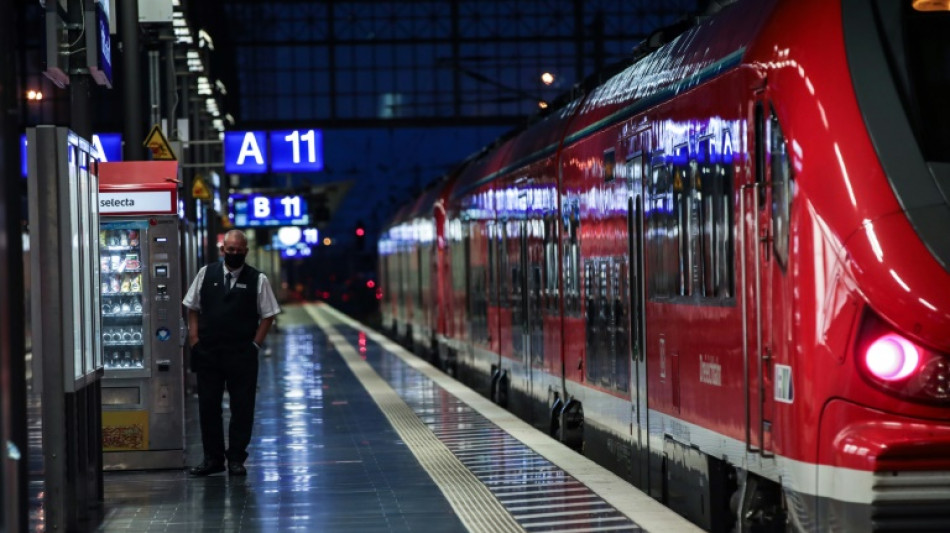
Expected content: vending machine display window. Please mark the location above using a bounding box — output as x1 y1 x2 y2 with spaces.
99 221 148 375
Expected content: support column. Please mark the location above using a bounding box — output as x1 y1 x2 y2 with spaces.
120 0 144 160
0 1 27 531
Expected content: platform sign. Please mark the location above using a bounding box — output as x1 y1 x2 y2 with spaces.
224 130 268 174
229 193 310 227
270 129 323 173
22 133 122 176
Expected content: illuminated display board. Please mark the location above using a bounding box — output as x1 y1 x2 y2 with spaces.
270 129 323 172
22 132 121 176
223 129 323 174
228 193 310 227
223 131 268 174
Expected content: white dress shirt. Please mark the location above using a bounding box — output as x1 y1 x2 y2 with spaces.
183 264 281 319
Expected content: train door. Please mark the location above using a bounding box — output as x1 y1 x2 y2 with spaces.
626 149 650 491
741 100 781 455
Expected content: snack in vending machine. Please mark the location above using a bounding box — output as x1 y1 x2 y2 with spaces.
130 273 142 292
120 231 128 247
133 297 143 313
121 299 131 313
129 230 139 246
100 256 110 274
110 276 121 293
121 275 131 293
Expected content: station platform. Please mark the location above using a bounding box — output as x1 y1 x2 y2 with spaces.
95 303 699 533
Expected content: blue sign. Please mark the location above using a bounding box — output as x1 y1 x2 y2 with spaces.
156 327 171 342
229 193 310 227
90 0 112 87
270 129 324 173
21 132 122 177
224 130 268 174
281 245 313 259
93 133 122 162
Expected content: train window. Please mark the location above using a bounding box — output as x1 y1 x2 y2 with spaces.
498 223 510 308
699 138 715 297
674 162 689 296
770 110 793 269
647 158 680 298
715 160 735 298
487 223 497 302
563 197 581 316
603 149 616 183
544 217 558 312
754 103 767 209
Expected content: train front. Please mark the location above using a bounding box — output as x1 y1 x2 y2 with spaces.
770 1 950 530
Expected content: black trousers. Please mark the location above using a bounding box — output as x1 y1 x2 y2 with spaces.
194 343 259 464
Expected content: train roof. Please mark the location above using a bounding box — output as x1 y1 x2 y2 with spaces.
446 0 777 201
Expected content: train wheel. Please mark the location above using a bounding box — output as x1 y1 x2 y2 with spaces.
730 470 786 532
549 393 563 438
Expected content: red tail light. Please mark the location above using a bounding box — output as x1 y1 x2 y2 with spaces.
856 312 950 405
865 335 920 381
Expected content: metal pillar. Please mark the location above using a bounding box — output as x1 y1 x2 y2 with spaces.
1 1 27 531
120 0 145 160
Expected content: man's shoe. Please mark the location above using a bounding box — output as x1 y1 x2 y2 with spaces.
228 462 247 476
189 460 225 477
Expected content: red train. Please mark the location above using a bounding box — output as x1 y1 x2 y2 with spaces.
378 1 950 531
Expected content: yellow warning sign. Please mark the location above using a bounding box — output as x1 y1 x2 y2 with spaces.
192 174 212 200
143 125 177 160
673 169 683 192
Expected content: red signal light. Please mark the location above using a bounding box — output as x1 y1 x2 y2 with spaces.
355 227 365 237
366 280 375 289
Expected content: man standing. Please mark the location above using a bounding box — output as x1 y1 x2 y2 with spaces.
183 229 280 476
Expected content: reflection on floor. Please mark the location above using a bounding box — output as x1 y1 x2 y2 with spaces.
98 306 467 532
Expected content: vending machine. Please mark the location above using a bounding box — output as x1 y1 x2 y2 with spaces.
98 161 186 470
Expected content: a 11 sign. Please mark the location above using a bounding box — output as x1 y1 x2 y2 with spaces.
224 129 324 174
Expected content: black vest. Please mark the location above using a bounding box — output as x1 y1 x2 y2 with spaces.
198 262 261 349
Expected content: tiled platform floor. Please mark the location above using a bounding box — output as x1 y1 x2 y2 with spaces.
92 303 698 533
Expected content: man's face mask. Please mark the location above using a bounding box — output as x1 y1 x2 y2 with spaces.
224 252 246 269
223 243 247 269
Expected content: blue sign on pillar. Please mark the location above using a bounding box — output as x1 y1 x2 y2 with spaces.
22 133 123 177
270 129 323 173
224 130 268 174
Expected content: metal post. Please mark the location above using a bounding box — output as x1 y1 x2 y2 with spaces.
182 75 196 223
148 50 161 129
120 0 144 160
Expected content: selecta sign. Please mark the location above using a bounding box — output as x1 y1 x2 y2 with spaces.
224 129 324 174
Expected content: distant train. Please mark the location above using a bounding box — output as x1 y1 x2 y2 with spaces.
378 0 950 531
